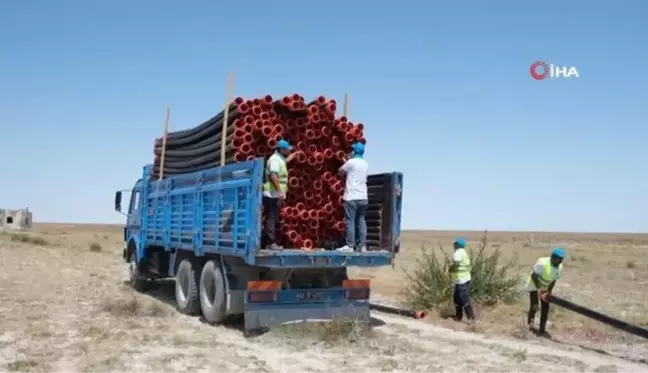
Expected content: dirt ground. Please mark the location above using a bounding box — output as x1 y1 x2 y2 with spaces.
1 224 647 372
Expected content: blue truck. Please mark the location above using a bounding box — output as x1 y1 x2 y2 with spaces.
114 158 403 332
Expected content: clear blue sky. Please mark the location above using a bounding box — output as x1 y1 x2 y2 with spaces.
1 0 646 232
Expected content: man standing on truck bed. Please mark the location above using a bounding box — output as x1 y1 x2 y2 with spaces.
337 142 369 253
263 139 299 251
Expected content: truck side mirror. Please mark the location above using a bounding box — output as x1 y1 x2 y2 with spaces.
114 191 122 212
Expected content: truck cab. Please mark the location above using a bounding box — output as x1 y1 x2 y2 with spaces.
114 179 142 264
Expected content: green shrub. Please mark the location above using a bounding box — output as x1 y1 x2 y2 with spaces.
404 231 521 310
89 242 103 252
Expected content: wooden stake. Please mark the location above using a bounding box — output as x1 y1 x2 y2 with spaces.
221 71 235 166
153 107 171 213
158 107 171 181
343 93 349 118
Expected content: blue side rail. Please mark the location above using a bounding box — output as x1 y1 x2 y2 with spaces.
138 158 401 268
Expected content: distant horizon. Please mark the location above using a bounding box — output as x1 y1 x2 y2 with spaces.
29 221 648 236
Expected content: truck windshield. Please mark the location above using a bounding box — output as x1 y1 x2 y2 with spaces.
129 189 140 214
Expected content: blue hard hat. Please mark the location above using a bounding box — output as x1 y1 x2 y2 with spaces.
454 238 466 248
351 142 365 155
276 139 293 151
551 247 566 259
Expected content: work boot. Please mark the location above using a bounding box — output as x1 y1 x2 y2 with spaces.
356 246 367 252
336 245 354 252
537 330 552 339
265 243 283 251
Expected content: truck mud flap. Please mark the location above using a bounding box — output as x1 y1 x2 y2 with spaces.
243 283 371 332
244 300 370 332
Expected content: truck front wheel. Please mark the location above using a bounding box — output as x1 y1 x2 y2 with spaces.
199 260 226 324
129 251 148 292
175 259 201 315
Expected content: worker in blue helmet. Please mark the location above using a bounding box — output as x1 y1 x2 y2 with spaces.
337 142 369 252
526 247 565 337
449 238 475 322
262 139 301 250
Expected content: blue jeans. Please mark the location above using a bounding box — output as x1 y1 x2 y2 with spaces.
453 282 475 321
344 199 368 249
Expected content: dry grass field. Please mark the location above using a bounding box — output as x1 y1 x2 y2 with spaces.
1 223 647 372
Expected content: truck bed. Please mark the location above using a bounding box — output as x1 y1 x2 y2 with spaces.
139 158 402 268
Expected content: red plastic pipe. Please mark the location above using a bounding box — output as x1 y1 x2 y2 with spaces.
240 143 252 155
302 239 314 250
237 103 250 115
287 230 299 242
261 125 275 138
289 177 300 189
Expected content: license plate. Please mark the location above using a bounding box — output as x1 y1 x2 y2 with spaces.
296 291 326 302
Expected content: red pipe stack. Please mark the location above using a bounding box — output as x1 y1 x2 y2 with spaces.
235 94 365 250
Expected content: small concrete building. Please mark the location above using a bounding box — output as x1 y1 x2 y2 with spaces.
0 208 33 230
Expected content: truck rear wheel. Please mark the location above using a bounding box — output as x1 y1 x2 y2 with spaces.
175 259 201 315
199 260 226 323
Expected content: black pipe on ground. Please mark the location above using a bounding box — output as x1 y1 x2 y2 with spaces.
369 302 426 319
548 294 648 340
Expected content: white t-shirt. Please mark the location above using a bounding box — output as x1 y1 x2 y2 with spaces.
263 156 282 199
527 258 561 291
339 157 368 201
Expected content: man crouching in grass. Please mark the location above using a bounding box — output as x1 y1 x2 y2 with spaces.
449 238 475 323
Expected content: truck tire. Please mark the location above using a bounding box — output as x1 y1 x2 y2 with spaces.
175 259 201 315
129 251 148 292
199 260 226 324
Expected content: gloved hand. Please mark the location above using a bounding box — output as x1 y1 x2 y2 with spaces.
539 290 550 303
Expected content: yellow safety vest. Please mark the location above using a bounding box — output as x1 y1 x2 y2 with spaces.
263 153 288 194
452 248 471 283
527 257 562 290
